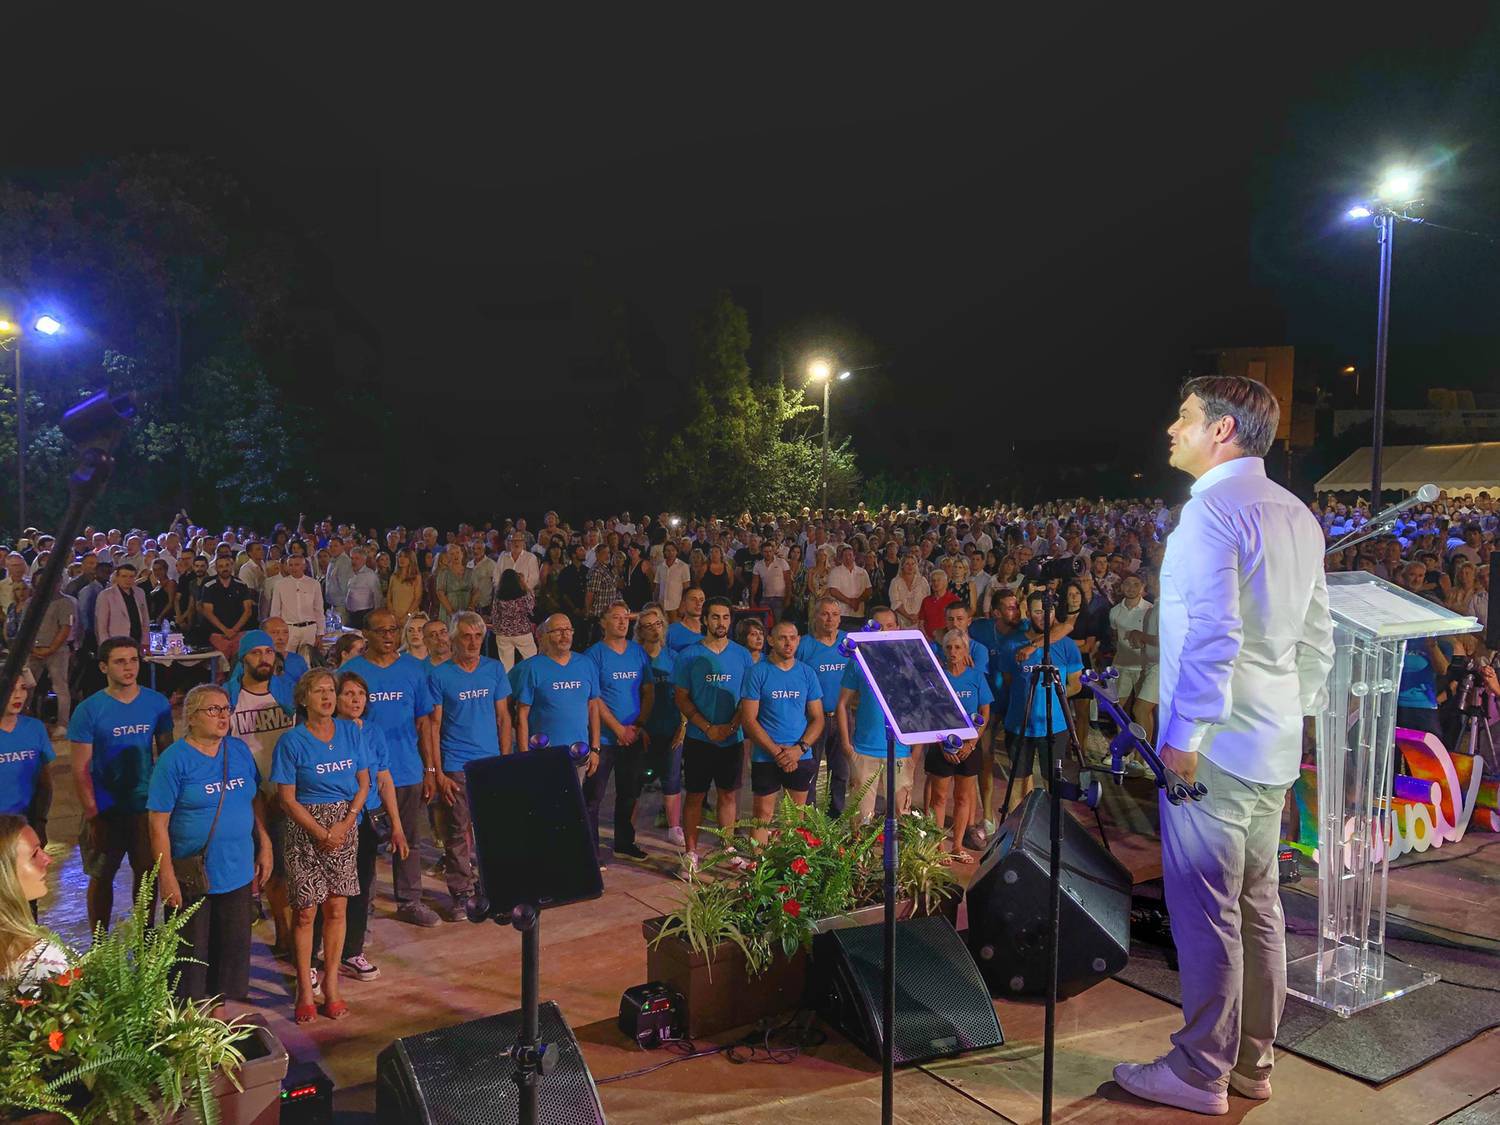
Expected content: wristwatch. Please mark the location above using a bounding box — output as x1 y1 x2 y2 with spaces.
795 741 810 754
589 745 601 754
424 766 437 773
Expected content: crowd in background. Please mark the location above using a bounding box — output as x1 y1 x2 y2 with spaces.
1 490 1496 1020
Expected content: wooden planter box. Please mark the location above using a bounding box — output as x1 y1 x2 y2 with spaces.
643 898 953 1039
4 1024 288 1125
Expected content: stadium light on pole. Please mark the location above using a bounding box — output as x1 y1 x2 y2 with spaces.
1344 168 1423 503
0 313 65 529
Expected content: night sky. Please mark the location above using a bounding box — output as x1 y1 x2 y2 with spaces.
7 7 1500 513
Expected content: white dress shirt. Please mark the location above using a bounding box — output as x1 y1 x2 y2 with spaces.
495 549 540 594
1158 457 1334 785
656 558 691 611
270 575 325 626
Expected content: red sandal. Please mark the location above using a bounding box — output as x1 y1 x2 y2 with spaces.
294 1003 318 1025
319 1000 350 1020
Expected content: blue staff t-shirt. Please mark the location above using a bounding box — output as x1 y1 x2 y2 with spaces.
644 646 680 741
666 621 705 655
673 641 754 747
795 632 849 713
67 687 174 814
0 717 53 816
339 654 436 787
514 652 600 749
839 661 907 758
742 659 821 762
271 721 365 804
1010 634 1084 737
587 639 652 745
146 737 260 894
944 663 995 722
975 623 1031 708
430 656 512 769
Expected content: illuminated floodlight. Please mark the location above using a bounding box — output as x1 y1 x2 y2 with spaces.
1346 205 1372 220
808 359 832 381
0 320 14 335
33 315 62 335
838 370 851 381
1377 168 1418 200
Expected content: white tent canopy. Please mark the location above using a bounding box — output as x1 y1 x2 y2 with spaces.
1316 442 1500 494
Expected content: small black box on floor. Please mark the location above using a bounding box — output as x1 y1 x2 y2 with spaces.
965 790 1131 998
376 1000 604 1124
619 981 686 1049
806 914 1004 1065
280 1057 334 1124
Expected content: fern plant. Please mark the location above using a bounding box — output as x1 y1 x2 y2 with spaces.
0 865 255 1124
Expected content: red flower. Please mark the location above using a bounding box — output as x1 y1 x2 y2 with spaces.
874 832 885 847
790 856 810 876
794 828 823 848
745 860 757 872
15 997 37 1009
54 968 80 987
778 885 790 895
783 899 802 918
48 1030 64 1052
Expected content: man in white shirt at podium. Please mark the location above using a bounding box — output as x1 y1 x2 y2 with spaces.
1115 376 1334 1115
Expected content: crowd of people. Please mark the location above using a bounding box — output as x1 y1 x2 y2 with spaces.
0 490 1496 1023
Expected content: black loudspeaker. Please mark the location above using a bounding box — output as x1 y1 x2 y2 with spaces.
965 790 1132 998
806 914 1004 1065
375 1001 604 1125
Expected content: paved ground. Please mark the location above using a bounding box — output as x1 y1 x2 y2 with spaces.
31 739 1500 1123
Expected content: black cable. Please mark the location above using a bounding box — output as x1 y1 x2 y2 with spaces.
597 1010 828 1085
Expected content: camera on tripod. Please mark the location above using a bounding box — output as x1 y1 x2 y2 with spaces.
1024 555 1086 583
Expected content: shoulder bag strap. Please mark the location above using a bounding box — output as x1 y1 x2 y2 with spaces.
200 744 230 854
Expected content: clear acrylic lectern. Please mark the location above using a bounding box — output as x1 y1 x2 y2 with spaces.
1285 572 1479 1017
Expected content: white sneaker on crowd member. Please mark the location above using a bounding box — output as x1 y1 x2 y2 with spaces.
666 825 686 848
340 955 380 982
1113 1057 1228 1116
1227 1070 1271 1100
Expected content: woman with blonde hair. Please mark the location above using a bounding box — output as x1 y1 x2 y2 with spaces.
399 613 430 660
805 546 835 630
888 553 929 629
385 550 424 625
148 683 273 1003
433 543 476 626
0 813 65 987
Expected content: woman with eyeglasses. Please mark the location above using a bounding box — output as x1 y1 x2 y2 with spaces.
148 683 273 1004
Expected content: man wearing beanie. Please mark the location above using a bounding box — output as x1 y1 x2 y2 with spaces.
226 628 297 951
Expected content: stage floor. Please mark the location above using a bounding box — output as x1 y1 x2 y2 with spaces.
34 752 1500 1123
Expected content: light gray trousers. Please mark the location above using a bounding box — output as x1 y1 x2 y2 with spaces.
1160 753 1288 1092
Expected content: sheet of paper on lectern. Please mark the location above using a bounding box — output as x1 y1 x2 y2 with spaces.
1326 580 1477 639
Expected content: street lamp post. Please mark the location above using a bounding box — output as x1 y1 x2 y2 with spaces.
2 315 64 530
1347 169 1421 505
808 361 852 517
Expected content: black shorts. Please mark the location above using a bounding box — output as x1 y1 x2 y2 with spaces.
1009 730 1069 780
80 809 154 881
751 757 816 796
683 737 745 795
924 742 981 779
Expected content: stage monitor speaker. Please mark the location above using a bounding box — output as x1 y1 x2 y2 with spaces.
965 789 1132 998
375 1000 604 1125
807 914 1003 1065
1487 549 1499 650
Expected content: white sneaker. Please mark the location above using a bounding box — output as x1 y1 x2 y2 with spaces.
1113 1057 1227 1116
724 846 751 872
1228 1070 1271 1100
679 851 700 881
666 825 686 847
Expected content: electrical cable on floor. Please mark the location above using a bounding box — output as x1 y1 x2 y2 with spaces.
597 1010 828 1085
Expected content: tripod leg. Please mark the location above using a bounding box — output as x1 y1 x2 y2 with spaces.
1052 679 1109 850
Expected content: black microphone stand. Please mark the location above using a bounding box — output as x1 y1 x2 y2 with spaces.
0 393 133 707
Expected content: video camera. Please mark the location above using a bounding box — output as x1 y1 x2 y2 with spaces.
1023 555 1086 583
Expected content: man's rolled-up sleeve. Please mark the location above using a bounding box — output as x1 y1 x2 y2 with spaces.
1297 568 1335 716
1162 503 1243 752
